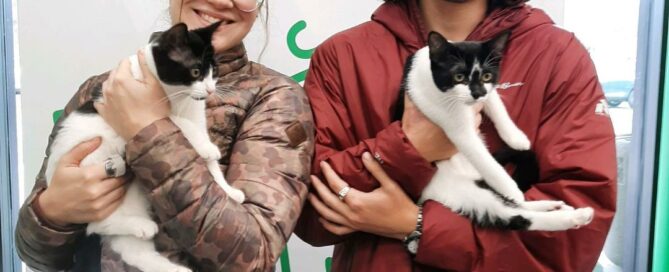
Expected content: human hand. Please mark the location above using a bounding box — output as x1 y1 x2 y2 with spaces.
95 50 170 141
401 95 483 162
309 152 419 240
38 138 128 226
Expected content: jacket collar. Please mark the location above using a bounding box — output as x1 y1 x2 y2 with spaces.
372 0 544 47
214 43 249 76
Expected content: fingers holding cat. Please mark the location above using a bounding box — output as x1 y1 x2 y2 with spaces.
309 153 419 240
403 95 486 162
95 52 170 141
39 138 128 226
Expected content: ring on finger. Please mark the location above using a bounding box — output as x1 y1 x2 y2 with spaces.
338 186 351 201
104 158 116 178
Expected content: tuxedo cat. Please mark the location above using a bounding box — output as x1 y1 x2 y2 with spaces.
45 22 244 272
399 31 593 231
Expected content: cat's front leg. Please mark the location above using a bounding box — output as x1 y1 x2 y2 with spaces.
439 117 525 202
170 116 221 161
206 160 245 203
520 200 574 211
483 90 530 150
88 215 159 240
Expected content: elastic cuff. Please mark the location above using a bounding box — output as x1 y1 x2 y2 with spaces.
372 121 437 199
28 188 85 233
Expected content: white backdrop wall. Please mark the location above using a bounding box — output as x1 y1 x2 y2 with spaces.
17 1 563 271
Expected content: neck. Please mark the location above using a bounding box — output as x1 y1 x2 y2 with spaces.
419 0 488 42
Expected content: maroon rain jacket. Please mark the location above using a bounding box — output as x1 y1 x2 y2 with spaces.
295 1 617 271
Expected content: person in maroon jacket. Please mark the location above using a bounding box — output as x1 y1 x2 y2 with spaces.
295 0 617 271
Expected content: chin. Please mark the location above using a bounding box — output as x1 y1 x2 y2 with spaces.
211 38 237 53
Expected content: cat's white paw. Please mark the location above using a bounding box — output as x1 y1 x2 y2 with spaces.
500 129 531 151
129 218 159 240
571 207 594 228
558 203 575 211
107 154 126 177
196 142 221 161
227 188 246 203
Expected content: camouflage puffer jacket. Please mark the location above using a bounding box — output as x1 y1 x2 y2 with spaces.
14 44 314 272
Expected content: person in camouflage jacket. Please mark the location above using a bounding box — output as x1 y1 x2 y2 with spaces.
14 1 314 271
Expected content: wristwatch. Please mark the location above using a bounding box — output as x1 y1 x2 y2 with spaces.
403 204 423 255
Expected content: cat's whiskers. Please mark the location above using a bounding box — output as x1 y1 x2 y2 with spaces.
437 96 466 112
208 90 226 105
157 90 191 104
209 86 236 104
149 90 190 110
177 96 192 118
483 52 501 67
150 89 189 112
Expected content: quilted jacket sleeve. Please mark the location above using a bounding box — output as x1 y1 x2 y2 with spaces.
124 75 314 271
14 73 109 271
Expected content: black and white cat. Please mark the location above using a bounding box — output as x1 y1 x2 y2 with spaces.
400 31 593 231
45 22 244 272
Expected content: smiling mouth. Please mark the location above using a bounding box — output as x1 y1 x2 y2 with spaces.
195 9 232 25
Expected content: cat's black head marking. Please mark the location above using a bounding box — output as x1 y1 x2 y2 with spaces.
151 21 222 87
427 31 511 100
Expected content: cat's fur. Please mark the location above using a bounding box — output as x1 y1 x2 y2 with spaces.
45 22 244 272
399 31 593 231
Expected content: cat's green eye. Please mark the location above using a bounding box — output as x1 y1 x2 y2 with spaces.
481 73 493 82
191 68 201 78
453 74 466 82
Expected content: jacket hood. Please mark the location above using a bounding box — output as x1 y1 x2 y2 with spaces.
371 0 554 50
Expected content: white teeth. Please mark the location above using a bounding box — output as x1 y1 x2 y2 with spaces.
201 13 218 24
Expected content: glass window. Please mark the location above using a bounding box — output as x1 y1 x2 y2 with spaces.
558 0 640 271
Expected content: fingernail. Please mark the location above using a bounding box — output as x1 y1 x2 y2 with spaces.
362 152 372 160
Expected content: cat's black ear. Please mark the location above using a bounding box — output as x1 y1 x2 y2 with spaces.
487 30 511 55
428 31 456 60
193 21 223 45
149 31 164 43
163 23 190 45
428 31 451 56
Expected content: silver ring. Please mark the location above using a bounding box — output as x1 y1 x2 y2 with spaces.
338 186 351 201
104 158 116 178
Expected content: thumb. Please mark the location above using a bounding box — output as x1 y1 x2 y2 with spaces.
59 137 102 167
137 49 156 84
361 152 397 189
403 94 415 110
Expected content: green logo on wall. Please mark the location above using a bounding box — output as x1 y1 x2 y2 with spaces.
287 20 316 83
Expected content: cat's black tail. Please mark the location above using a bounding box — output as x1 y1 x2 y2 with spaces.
493 147 539 192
